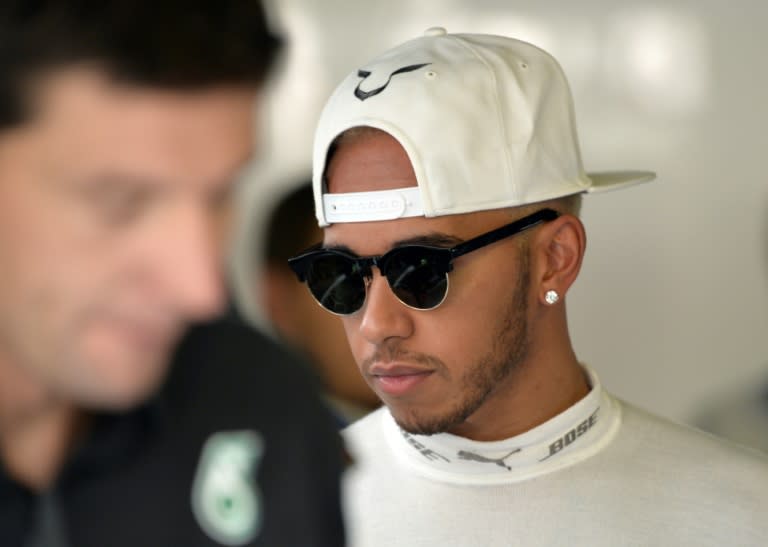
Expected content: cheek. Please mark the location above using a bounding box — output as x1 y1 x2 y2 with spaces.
450 255 527 312
414 312 479 359
0 187 127 297
0 230 86 326
0 228 137 362
443 273 504 325
424 274 522 351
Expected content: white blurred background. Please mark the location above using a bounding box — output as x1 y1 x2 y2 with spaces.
231 0 768 424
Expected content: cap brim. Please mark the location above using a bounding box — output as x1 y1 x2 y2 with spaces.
585 171 656 194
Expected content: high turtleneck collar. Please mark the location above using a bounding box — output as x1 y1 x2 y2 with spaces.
381 366 621 484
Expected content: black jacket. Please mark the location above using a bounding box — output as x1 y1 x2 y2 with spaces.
0 316 346 547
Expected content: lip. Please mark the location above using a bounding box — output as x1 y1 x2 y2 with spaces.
369 363 434 397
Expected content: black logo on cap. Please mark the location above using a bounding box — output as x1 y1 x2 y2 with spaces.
353 63 431 101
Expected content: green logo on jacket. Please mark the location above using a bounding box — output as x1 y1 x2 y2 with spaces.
192 430 264 545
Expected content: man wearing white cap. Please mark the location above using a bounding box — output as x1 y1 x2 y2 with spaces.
290 28 768 546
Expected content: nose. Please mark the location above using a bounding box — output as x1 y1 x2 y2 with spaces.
357 270 414 346
148 203 226 320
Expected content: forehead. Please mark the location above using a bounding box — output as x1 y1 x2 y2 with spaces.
17 65 257 184
323 204 517 259
323 129 518 253
323 135 517 254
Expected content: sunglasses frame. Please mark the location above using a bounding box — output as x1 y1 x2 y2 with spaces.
288 208 560 315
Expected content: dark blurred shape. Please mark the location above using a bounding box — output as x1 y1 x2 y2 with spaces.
694 196 768 453
695 382 768 453
264 184 321 265
259 182 380 425
0 2 344 546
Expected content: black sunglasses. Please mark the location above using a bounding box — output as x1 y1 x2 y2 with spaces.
288 208 559 315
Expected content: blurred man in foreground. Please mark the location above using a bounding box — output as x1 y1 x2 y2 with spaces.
258 182 380 425
0 2 344 546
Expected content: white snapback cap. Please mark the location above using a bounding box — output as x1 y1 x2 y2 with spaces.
313 27 655 226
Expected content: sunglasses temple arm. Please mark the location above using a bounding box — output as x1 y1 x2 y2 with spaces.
449 209 560 260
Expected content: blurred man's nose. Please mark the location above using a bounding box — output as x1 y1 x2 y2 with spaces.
149 202 227 320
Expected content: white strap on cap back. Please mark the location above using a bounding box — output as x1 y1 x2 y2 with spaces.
323 187 424 223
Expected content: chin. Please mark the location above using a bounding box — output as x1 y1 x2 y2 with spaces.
100 376 166 410
390 407 452 437
72 368 166 410
71 349 173 411
389 394 482 437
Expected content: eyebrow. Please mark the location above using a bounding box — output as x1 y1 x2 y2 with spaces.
323 232 463 256
67 171 237 199
66 173 165 194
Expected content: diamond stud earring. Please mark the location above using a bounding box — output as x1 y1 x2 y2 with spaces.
545 290 560 305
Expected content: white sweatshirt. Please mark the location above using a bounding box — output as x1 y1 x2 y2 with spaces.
342 368 768 547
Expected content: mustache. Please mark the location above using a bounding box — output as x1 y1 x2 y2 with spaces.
361 341 445 371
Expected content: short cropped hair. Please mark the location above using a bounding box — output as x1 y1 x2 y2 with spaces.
0 0 282 129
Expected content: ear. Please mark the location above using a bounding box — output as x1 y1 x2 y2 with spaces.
259 265 302 342
529 214 586 306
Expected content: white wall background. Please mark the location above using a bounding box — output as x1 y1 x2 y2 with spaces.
231 0 768 424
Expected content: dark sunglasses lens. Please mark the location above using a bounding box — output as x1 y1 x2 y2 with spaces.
305 253 366 315
385 248 448 310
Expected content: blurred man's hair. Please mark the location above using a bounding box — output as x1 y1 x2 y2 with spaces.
264 182 318 264
0 0 282 129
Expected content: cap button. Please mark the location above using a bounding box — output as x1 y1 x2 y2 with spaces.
424 27 447 37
